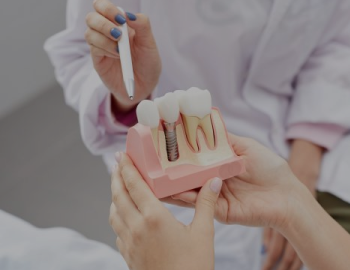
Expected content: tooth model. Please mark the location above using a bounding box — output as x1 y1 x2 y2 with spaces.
125 88 245 198
157 93 180 162
136 100 160 150
178 88 215 151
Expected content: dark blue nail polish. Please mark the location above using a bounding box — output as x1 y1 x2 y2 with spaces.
116 45 119 54
126 12 137 21
115 14 126 24
261 245 266 254
111 28 121 39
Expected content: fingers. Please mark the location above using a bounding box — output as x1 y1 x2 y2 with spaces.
160 197 196 208
276 243 303 270
109 203 129 239
192 178 222 233
227 133 251 156
263 230 286 270
171 190 199 205
86 12 122 42
85 28 119 57
111 167 141 224
263 227 273 251
93 0 127 26
118 153 160 214
90 46 119 59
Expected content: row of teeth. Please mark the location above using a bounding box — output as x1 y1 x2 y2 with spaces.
136 87 215 152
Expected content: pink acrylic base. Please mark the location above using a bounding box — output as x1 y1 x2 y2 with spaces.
126 110 245 199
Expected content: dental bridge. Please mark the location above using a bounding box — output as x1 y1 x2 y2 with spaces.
126 87 245 198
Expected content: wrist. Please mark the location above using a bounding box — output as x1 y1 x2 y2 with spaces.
276 177 314 236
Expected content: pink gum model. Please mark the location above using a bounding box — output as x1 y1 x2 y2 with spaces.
126 108 245 198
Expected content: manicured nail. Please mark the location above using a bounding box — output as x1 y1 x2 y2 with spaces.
111 28 121 39
261 245 266 254
116 45 119 53
115 152 122 163
126 12 137 21
210 178 222 194
115 14 126 24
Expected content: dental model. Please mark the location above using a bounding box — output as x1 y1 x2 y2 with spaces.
178 88 215 151
126 88 245 198
136 100 160 149
156 93 180 162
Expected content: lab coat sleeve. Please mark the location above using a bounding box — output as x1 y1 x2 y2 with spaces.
44 0 140 155
287 13 350 150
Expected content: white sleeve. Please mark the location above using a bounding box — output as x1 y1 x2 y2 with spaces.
44 0 140 156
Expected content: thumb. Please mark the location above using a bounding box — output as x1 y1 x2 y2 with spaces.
192 178 222 232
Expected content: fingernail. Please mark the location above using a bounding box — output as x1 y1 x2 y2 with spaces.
111 28 121 39
116 45 119 53
115 14 126 24
210 178 222 194
261 245 266 254
126 12 137 21
115 152 122 163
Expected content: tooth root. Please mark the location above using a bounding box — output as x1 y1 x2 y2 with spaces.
151 128 159 153
181 115 200 152
200 114 215 149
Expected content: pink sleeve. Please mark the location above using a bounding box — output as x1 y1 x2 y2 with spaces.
286 123 348 150
98 94 137 133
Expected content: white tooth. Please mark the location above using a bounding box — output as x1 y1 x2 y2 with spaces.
157 93 180 123
179 88 212 118
136 100 160 150
179 88 215 150
136 100 160 128
173 90 186 102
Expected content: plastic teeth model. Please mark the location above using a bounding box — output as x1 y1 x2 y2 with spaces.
126 87 245 198
157 93 180 162
136 100 160 149
178 87 215 151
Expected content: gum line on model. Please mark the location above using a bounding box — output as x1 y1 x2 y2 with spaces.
126 87 245 198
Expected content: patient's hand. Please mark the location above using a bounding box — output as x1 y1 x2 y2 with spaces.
110 153 221 270
168 133 304 231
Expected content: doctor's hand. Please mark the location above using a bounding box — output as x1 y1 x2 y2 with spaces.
85 0 161 112
168 134 301 231
109 153 221 270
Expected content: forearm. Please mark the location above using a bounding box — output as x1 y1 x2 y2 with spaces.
280 181 350 270
289 139 324 192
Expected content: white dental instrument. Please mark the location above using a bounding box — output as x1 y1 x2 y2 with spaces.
118 7 135 100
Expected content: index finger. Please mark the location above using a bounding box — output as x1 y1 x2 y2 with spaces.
93 0 126 25
118 153 160 213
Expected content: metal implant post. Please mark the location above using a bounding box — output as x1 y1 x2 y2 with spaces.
163 122 179 162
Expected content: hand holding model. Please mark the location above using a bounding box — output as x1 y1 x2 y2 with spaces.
110 153 221 270
111 134 350 270
85 0 161 112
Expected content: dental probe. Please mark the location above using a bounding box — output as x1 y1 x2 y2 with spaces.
118 7 135 100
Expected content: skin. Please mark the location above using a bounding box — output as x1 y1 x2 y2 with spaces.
110 134 350 270
110 153 222 270
85 0 161 112
262 139 324 270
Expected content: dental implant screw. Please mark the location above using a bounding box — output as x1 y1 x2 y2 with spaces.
163 122 179 162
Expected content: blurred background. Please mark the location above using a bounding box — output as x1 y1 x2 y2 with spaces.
0 0 115 247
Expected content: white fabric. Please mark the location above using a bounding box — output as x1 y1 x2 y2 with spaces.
0 210 129 270
43 0 350 269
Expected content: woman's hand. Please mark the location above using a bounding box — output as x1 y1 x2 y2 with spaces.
169 133 304 231
85 0 161 112
110 153 222 270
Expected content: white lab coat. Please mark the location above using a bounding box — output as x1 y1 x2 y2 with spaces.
44 0 350 269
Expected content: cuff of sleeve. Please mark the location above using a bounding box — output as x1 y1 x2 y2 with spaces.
286 123 348 150
98 94 133 134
